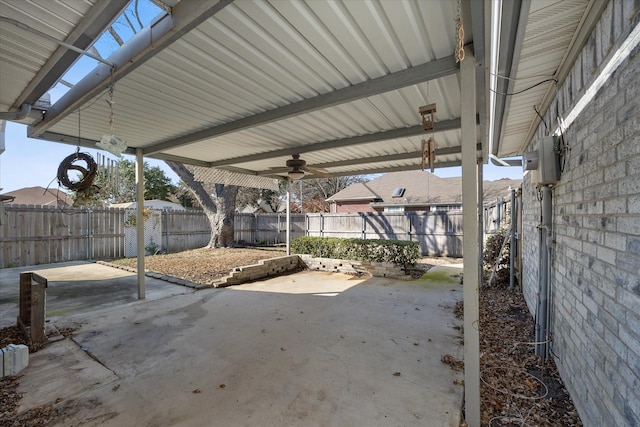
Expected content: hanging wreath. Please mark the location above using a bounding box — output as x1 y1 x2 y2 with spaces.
57 152 98 191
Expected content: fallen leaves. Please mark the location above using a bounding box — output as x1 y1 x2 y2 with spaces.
441 354 464 371
478 287 583 426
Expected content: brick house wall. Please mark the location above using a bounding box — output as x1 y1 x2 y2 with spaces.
333 201 376 213
521 1 639 426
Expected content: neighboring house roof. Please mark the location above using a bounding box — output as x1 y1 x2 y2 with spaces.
5 186 73 207
109 200 186 210
328 171 521 207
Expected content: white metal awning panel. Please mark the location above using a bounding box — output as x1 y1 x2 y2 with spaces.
492 0 605 157
0 0 98 111
3 0 488 179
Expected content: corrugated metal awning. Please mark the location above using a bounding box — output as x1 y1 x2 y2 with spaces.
1 0 490 181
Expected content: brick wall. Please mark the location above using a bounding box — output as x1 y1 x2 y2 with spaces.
334 201 376 213
521 1 640 426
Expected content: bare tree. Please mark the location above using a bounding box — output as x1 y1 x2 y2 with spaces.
299 176 369 212
165 162 238 248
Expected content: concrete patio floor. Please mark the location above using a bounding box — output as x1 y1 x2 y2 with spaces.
1 262 464 426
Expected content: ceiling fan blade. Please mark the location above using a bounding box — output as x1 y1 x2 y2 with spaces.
267 167 290 173
306 167 332 178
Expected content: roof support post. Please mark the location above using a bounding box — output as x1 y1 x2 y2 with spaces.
136 148 146 300
461 46 480 427
286 181 291 256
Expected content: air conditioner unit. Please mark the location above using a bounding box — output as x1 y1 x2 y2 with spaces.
525 136 560 186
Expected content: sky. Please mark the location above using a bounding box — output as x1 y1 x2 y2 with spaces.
0 0 524 194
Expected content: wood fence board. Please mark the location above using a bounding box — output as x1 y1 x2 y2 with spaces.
2 206 467 267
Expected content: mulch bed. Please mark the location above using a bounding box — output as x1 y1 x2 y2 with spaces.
109 247 287 285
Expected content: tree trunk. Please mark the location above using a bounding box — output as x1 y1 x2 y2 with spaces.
165 162 238 248
211 183 238 247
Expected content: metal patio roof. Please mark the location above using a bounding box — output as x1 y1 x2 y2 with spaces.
491 0 608 158
1 0 489 181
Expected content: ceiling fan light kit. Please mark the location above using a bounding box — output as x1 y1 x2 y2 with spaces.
287 154 306 180
288 167 305 180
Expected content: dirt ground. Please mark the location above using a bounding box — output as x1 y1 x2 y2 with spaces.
108 247 462 285
109 247 288 285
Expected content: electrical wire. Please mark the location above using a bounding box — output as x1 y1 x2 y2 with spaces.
533 105 548 133
490 79 558 96
490 72 557 81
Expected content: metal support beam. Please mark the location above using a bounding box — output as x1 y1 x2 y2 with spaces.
281 143 483 170
136 148 145 300
29 0 233 138
312 160 466 178
467 1 489 161
208 118 462 168
143 56 459 155
37 131 136 155
461 46 480 427
491 0 530 156
477 163 484 286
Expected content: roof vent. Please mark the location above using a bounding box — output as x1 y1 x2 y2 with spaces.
392 187 405 198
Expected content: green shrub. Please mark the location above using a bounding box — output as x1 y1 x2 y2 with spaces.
291 237 419 269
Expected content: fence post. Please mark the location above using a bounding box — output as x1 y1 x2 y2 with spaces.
18 273 31 325
30 280 46 345
361 213 366 240
17 272 47 346
163 209 169 253
320 214 324 237
407 212 412 242
254 213 258 244
277 213 281 244
87 208 92 261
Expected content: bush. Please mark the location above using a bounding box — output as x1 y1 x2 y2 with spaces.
483 228 510 286
291 237 420 269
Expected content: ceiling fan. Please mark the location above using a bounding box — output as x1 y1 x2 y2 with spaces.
269 154 331 180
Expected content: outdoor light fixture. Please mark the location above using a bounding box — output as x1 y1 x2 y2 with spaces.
288 167 305 181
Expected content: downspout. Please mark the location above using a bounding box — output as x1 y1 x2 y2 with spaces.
490 153 521 167
509 188 516 290
535 185 552 359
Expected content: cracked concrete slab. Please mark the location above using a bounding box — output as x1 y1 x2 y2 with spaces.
3 263 464 426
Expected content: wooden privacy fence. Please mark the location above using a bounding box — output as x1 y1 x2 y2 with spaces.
234 213 305 245
306 212 463 257
1 205 126 268
1 206 462 268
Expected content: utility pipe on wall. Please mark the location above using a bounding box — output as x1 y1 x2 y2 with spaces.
535 185 553 359
509 189 516 290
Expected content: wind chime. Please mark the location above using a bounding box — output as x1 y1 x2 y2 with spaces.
96 69 127 157
419 81 436 173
